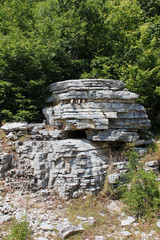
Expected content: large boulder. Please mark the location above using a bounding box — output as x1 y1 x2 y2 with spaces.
43 79 150 143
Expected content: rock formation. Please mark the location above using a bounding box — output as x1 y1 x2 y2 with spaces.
43 79 150 142
1 79 153 198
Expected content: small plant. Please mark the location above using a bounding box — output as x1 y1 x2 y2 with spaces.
6 217 31 240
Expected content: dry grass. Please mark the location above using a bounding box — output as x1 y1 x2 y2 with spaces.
64 189 160 240
65 194 122 239
44 125 55 131
0 130 16 153
143 140 160 163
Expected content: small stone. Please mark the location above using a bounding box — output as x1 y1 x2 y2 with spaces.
120 231 132 236
76 216 88 221
51 231 56 236
95 236 105 240
108 173 120 184
0 215 12 224
39 222 54 231
6 132 18 140
135 231 140 236
121 216 135 226
15 212 23 220
107 200 122 213
156 219 160 228
145 161 159 167
57 222 84 239
141 232 147 238
147 230 155 237
133 222 139 226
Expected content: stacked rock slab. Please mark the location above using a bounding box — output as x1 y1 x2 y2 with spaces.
43 79 150 142
1 79 151 198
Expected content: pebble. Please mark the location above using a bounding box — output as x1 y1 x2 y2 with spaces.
95 236 106 240
120 230 132 236
39 222 54 231
121 216 135 226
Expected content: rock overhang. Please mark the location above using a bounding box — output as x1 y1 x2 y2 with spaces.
43 79 150 143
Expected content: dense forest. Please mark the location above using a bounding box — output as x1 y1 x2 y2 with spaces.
0 0 160 128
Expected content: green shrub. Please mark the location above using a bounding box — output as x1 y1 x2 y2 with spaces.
118 149 160 218
121 168 160 218
7 217 31 240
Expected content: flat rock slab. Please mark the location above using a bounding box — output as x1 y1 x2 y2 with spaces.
121 216 135 226
57 222 84 239
1 122 28 132
120 231 132 236
95 236 106 240
39 222 54 231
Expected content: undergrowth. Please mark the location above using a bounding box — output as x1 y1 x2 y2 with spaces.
116 149 160 219
4 217 31 240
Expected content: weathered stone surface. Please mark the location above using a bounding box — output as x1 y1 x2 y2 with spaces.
43 79 150 136
49 79 126 94
13 139 127 198
145 161 159 167
108 173 121 184
57 222 84 239
0 215 12 224
121 216 135 226
1 122 28 132
120 231 132 236
39 222 54 231
0 154 12 178
86 129 139 142
156 220 160 228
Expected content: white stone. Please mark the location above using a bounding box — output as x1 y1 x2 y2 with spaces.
107 200 122 213
0 215 12 224
147 230 155 237
76 216 88 221
1 122 27 132
120 231 132 236
57 222 84 239
95 236 105 240
121 216 135 226
108 174 120 184
39 222 54 231
145 161 159 167
156 220 160 228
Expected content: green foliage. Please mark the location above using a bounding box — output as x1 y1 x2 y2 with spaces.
117 150 160 218
6 217 31 240
0 0 160 126
122 168 160 218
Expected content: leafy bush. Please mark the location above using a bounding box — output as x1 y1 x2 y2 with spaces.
118 150 160 218
121 168 160 218
7 217 31 240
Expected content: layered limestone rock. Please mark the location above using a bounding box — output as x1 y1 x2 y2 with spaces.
43 79 150 143
0 153 12 178
10 139 127 198
1 79 152 198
